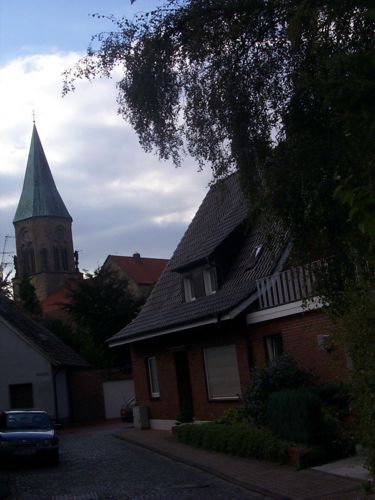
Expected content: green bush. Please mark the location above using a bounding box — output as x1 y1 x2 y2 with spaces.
215 407 252 426
175 422 289 463
266 389 323 445
243 354 317 424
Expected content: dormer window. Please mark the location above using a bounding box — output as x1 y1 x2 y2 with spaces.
183 276 196 302
203 267 217 295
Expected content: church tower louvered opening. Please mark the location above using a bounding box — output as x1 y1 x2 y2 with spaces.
13 124 81 302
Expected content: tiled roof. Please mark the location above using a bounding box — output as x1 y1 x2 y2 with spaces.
0 295 90 368
40 281 78 316
105 255 168 285
13 125 71 223
109 174 288 345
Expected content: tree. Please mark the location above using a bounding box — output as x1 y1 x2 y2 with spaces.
63 0 374 263
0 268 12 298
17 277 42 317
62 266 142 368
63 0 374 473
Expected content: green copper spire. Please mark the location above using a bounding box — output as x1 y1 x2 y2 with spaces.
13 125 72 223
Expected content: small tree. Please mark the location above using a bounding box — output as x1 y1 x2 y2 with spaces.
18 277 42 317
63 266 142 368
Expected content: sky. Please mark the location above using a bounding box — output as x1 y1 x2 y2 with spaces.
0 0 212 276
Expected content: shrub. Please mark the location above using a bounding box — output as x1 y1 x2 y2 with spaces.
266 389 323 445
215 407 252 426
175 422 289 463
243 354 317 424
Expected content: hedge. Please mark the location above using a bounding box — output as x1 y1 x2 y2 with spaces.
175 422 289 463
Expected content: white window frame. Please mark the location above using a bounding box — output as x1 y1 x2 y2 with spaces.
203 267 217 295
183 276 196 302
147 357 160 398
203 345 241 401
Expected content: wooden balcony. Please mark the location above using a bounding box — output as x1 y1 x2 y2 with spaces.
256 264 319 310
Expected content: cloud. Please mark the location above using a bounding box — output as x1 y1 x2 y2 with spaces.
0 52 212 274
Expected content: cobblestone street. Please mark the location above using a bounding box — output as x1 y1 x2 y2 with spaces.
3 425 260 499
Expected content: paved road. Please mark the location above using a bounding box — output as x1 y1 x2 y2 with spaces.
3 425 264 499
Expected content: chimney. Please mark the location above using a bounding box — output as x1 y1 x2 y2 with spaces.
133 252 141 263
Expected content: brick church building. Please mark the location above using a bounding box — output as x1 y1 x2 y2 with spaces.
12 124 82 304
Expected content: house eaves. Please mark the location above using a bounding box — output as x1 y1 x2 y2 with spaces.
109 316 220 347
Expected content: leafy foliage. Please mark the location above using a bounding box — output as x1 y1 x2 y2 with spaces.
243 354 317 424
17 277 42 317
175 422 289 463
64 266 141 345
60 266 142 368
63 0 375 263
333 283 375 476
0 269 12 298
42 317 113 368
267 389 338 446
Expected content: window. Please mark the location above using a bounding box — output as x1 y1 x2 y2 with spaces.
147 357 160 398
61 248 68 271
203 267 217 295
183 276 196 302
22 245 35 274
40 248 48 271
204 345 241 400
53 247 60 270
9 383 33 409
248 244 263 269
264 334 283 362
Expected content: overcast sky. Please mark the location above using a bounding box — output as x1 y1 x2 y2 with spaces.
0 0 212 275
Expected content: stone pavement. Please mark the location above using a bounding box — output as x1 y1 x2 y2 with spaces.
118 427 372 500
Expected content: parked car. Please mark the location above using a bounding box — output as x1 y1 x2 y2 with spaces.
0 410 59 465
120 396 136 422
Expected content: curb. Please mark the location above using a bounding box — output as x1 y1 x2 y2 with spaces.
117 433 287 500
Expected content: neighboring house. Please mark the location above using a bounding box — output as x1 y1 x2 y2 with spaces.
0 294 90 422
109 173 348 430
102 254 168 300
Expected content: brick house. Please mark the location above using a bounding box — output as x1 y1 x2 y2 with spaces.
109 174 348 430
102 254 168 300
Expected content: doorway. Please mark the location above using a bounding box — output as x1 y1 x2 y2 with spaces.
174 351 194 421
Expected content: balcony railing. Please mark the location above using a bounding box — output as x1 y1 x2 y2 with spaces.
256 264 319 310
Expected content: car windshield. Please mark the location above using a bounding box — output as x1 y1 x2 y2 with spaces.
1 412 52 430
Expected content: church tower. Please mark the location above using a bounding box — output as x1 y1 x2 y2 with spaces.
13 124 81 302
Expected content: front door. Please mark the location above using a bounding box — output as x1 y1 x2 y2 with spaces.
174 351 194 422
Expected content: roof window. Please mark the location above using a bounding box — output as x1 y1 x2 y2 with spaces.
247 244 263 270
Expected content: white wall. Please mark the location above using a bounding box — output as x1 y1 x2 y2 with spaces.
0 317 56 417
55 369 70 421
103 379 134 419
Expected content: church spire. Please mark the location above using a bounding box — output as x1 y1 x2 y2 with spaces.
13 125 71 223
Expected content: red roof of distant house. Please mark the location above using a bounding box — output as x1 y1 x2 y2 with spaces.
40 281 78 316
107 254 168 285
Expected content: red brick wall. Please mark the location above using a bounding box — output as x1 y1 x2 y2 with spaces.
130 326 250 422
68 369 132 423
249 310 349 383
130 311 348 423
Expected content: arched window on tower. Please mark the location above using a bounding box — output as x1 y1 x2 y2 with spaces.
22 244 35 275
61 248 68 271
53 247 60 270
40 248 48 271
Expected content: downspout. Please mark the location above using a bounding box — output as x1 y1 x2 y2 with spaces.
52 366 60 422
